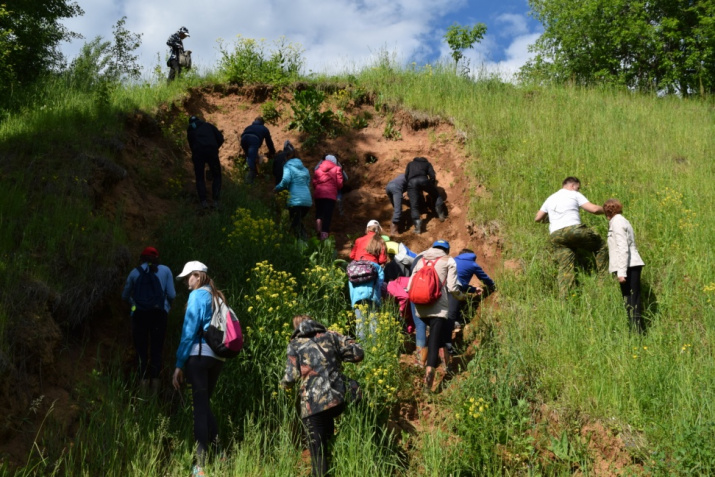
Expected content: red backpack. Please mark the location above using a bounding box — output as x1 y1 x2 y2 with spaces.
408 257 444 305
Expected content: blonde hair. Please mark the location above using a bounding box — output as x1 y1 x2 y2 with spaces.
191 271 226 305
292 314 311 329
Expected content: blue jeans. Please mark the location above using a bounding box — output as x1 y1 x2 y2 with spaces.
411 302 426 347
385 184 403 224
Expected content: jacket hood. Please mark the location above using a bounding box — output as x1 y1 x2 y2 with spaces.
286 158 306 169
420 247 448 260
317 159 338 172
455 252 476 262
291 319 327 339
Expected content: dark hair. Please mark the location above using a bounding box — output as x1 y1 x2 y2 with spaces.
562 176 580 186
603 198 623 219
139 254 159 273
254 117 265 125
459 248 474 255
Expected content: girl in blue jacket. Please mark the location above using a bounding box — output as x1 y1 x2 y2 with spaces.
172 261 226 477
274 157 312 239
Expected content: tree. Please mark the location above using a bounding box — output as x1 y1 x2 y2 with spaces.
444 23 488 66
0 0 84 86
522 0 715 96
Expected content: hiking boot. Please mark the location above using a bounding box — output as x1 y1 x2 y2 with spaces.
413 219 422 234
438 213 447 222
424 367 436 391
390 223 398 236
201 200 209 209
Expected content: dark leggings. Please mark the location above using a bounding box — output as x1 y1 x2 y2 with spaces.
303 403 345 477
185 355 224 465
131 309 168 380
315 198 336 233
289 206 310 238
422 317 446 368
620 266 644 333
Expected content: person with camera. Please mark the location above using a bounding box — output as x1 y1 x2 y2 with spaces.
167 26 190 81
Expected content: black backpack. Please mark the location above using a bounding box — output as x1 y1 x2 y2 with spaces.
133 266 165 311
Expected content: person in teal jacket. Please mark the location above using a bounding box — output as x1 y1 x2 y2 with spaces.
348 261 384 339
274 156 312 239
172 261 226 477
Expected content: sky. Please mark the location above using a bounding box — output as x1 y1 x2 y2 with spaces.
60 0 543 81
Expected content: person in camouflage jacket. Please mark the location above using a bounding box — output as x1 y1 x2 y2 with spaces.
281 315 363 476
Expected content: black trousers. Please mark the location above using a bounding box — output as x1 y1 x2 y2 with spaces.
289 206 310 238
192 147 222 202
168 58 181 81
131 309 168 379
303 403 345 477
185 355 224 465
315 198 336 233
407 177 445 221
422 317 446 368
620 266 644 333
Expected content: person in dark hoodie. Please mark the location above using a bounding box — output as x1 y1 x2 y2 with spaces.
404 156 446 234
274 154 312 239
272 140 295 185
445 249 495 355
187 116 224 209
240 117 276 184
281 315 364 477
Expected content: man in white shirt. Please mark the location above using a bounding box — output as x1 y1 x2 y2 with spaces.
535 176 606 295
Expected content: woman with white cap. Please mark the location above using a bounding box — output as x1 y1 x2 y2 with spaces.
349 220 387 265
173 261 226 477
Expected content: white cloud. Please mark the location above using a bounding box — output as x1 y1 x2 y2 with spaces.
61 0 462 77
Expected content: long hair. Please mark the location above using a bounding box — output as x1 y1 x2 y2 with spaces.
192 271 226 307
364 225 385 258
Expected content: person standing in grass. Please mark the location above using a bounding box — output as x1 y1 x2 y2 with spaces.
274 154 312 239
535 176 606 295
281 315 364 477
187 116 224 210
121 246 176 393
603 199 646 333
172 261 226 477
408 240 465 391
166 26 190 81
312 154 344 240
240 117 276 184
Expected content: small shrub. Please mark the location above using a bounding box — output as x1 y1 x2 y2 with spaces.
218 36 304 86
261 100 281 125
288 87 337 147
382 114 401 140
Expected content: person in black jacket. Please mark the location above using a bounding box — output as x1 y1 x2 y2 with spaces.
404 156 446 234
187 116 224 209
240 117 276 184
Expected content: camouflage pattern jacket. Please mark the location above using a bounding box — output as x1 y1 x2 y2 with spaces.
166 32 184 60
281 320 364 418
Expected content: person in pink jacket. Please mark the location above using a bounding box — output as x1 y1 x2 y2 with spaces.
312 154 344 240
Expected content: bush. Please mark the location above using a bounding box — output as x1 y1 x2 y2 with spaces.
218 36 304 86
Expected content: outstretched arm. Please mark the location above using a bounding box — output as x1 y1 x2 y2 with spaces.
581 202 604 215
535 210 548 223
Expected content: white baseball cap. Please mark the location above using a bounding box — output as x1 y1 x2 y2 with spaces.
366 219 380 228
177 260 208 278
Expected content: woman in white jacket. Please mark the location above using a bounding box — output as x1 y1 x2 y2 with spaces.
604 199 646 333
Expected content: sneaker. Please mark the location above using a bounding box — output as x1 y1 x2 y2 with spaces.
390 223 398 236
201 200 209 209
192 466 206 477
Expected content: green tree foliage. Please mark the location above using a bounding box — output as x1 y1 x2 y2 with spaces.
66 17 143 89
218 36 304 86
444 22 488 65
523 0 715 95
0 0 84 86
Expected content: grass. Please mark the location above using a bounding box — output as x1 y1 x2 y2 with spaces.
2 47 715 475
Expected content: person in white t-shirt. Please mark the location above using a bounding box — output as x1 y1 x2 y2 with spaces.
535 177 606 295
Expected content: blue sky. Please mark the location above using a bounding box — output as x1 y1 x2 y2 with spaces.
60 0 543 80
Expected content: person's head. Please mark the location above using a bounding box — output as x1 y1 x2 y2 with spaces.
178 26 189 38
292 314 312 330
178 260 226 304
324 154 338 165
365 220 386 258
603 198 623 219
562 176 581 191
366 219 382 235
140 246 160 271
283 140 295 156
459 248 474 256
432 240 450 253
253 117 265 125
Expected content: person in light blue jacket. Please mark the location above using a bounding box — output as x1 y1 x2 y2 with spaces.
348 261 384 340
274 156 313 239
172 261 226 477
